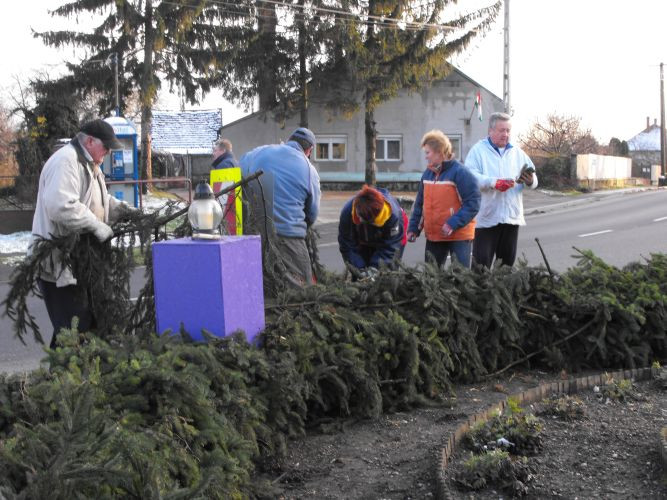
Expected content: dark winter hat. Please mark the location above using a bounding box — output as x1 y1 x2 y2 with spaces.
289 127 316 147
80 119 123 150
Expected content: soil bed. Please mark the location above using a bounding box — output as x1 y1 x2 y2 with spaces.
256 370 665 499
443 378 665 499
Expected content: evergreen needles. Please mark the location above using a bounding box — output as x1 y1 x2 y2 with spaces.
2 204 667 497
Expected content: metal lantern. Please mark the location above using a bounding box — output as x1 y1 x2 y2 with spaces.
188 181 223 239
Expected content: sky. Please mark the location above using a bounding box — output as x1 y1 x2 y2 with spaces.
2 0 667 143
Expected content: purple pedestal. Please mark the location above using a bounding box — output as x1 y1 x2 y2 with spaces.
152 236 264 342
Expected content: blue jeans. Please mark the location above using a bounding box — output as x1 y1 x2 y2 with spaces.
425 240 473 268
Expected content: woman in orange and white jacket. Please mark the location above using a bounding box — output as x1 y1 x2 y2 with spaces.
407 130 481 268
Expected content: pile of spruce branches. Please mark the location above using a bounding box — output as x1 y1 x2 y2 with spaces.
1 189 666 497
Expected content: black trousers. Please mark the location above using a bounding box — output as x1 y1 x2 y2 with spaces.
37 278 95 348
473 224 519 268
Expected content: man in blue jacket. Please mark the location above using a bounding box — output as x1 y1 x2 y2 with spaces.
465 112 538 268
338 185 406 276
211 138 239 169
240 127 321 286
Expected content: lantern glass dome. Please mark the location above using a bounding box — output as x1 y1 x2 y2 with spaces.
188 182 223 239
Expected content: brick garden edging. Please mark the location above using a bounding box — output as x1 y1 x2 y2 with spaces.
435 367 659 500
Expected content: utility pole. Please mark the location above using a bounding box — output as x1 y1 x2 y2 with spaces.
297 0 308 127
503 0 510 114
661 62 666 176
112 53 120 117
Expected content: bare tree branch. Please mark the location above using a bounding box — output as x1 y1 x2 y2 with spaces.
520 113 600 157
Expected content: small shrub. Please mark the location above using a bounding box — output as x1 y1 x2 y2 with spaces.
507 396 524 415
455 449 534 497
600 376 640 402
653 365 667 391
536 156 575 190
537 394 586 421
464 405 543 456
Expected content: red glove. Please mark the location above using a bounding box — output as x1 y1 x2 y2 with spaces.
495 179 514 192
441 223 453 237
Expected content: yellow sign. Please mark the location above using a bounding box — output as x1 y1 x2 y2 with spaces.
210 167 243 235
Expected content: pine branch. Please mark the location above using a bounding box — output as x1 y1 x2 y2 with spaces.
486 317 597 378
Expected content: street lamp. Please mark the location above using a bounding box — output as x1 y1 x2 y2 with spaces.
188 181 223 239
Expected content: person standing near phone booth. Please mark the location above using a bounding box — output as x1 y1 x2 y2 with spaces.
465 112 537 268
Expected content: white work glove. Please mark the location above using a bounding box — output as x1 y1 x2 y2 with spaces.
93 222 114 242
359 267 379 281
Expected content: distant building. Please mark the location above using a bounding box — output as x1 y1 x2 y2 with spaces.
220 67 504 183
151 109 222 179
628 118 660 177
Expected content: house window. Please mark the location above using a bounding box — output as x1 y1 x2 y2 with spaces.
447 134 462 160
315 135 347 161
376 135 402 161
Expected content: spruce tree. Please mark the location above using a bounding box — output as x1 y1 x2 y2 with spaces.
10 76 83 202
35 0 242 187
212 0 338 126
310 0 502 185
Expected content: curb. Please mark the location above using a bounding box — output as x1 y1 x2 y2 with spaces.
434 366 658 500
526 196 599 216
525 186 666 217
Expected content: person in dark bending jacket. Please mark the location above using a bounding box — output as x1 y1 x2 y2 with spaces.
338 185 407 274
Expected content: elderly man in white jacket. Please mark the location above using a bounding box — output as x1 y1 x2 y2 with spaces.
31 119 135 348
465 112 537 268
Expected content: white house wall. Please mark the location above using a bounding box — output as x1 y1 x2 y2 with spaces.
220 70 504 175
374 78 503 171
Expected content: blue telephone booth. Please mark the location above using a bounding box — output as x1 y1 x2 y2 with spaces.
101 116 139 207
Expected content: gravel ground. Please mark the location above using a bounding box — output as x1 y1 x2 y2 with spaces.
255 370 666 499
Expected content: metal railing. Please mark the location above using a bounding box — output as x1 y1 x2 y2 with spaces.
105 177 193 209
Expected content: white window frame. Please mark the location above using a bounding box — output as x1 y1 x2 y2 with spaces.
376 134 402 162
315 135 347 161
447 133 462 160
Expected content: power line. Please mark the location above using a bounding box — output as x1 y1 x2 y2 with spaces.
158 0 492 34
250 0 457 31
49 0 496 68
